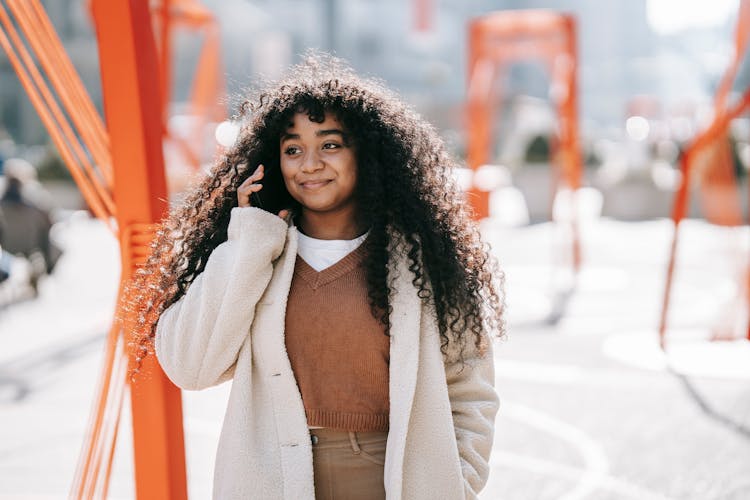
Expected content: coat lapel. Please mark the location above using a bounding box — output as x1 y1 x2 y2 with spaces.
385 249 422 499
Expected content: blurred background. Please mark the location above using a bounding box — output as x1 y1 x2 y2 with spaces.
0 1 748 499
0 0 747 219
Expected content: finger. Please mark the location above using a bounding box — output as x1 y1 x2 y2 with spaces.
237 184 263 208
238 183 263 194
278 209 289 220
237 190 250 207
238 164 264 189
249 164 264 182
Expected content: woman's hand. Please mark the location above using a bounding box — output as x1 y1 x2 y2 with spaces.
237 164 264 208
237 164 290 219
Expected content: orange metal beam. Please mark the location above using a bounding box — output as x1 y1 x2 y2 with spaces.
2 2 115 215
90 1 187 499
413 0 433 32
466 11 582 228
12 0 112 187
472 10 571 37
70 317 128 498
27 0 111 169
0 4 115 224
658 85 750 347
157 0 173 132
465 52 495 217
657 0 750 347
715 0 750 111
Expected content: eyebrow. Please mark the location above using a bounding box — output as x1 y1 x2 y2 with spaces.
280 129 347 142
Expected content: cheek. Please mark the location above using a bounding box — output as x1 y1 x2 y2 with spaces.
279 162 297 190
342 155 358 188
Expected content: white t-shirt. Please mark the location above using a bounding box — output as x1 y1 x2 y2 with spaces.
296 231 368 272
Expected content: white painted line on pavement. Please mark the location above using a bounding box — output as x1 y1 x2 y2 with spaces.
502 401 608 500
493 358 653 389
495 359 586 384
489 451 674 500
602 332 750 379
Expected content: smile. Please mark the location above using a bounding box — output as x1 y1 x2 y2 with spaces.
300 180 332 189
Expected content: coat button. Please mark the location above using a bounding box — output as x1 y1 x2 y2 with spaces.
311 435 319 445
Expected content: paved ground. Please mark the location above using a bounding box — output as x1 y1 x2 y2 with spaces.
0 212 748 499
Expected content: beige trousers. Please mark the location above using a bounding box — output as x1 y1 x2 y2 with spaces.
310 428 388 500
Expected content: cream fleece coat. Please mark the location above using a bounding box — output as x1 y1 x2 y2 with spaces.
155 207 499 500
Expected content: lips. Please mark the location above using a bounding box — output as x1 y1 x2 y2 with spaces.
300 179 332 189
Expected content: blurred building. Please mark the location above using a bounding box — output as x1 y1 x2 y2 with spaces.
0 0 740 151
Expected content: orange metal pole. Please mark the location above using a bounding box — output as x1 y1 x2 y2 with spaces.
1 4 116 216
560 17 581 191
413 0 432 32
159 0 172 133
189 26 224 121
466 21 492 218
560 16 582 271
476 9 568 35
13 0 112 187
98 354 127 498
483 40 568 62
0 8 114 224
91 1 187 500
27 0 111 159
714 0 750 111
658 150 692 349
658 88 750 348
26 0 110 157
70 321 126 498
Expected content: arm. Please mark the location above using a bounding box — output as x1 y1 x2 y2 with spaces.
155 207 287 390
445 336 499 499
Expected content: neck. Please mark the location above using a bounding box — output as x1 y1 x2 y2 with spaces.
298 207 363 240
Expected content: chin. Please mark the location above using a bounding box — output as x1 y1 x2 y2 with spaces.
302 203 337 213
296 195 333 210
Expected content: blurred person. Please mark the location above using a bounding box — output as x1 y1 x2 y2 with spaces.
0 169 61 294
123 54 503 500
0 225 9 284
1 157 54 210
0 254 10 283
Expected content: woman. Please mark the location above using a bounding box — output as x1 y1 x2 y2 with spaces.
124 54 504 500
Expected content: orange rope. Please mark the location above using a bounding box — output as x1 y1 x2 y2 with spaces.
5 0 116 209
0 6 114 225
714 0 750 112
4 0 187 496
0 3 131 495
89 346 127 499
71 222 157 499
659 7 750 346
159 0 226 172
69 320 125 499
688 87 750 161
100 374 126 499
25 0 112 185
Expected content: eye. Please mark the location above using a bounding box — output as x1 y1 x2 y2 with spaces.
322 142 341 150
284 145 302 155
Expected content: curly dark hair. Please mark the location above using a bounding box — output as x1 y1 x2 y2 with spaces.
122 53 504 371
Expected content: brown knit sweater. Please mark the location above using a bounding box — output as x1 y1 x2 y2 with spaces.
284 244 390 432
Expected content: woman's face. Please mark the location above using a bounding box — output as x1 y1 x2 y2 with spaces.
280 111 358 217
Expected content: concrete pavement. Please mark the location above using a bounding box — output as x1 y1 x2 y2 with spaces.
1 213 748 499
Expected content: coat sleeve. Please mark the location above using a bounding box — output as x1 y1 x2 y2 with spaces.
445 336 499 499
155 207 288 390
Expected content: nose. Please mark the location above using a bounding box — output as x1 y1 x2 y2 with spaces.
301 150 324 173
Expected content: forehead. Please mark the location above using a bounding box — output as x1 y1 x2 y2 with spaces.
284 110 342 130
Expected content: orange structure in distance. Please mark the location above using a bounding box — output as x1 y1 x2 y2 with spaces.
658 0 750 348
466 10 583 273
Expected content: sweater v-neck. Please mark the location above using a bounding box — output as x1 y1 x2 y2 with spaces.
294 243 366 290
